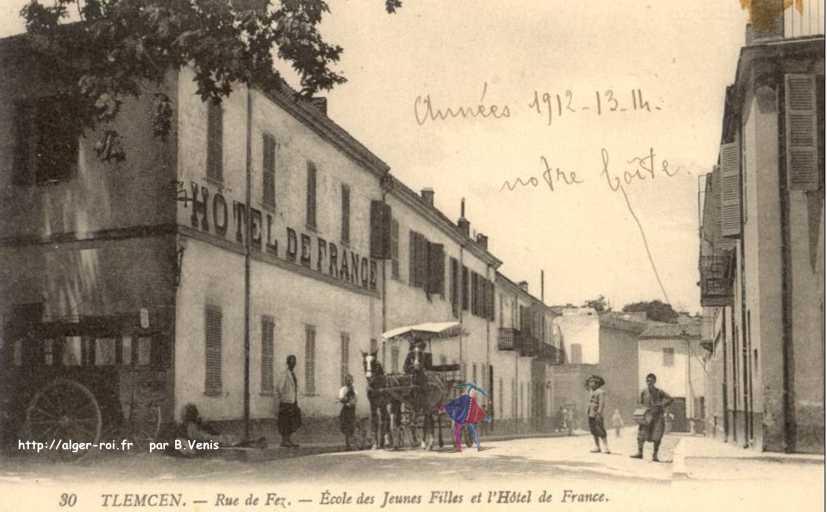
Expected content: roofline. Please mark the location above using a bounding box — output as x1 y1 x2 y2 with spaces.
494 271 548 308
388 176 503 268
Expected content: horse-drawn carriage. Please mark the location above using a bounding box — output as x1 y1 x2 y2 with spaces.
0 309 171 461
361 322 474 450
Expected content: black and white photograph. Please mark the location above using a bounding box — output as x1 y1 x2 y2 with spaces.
0 1 823 510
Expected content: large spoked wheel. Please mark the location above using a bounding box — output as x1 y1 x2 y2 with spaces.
24 379 102 462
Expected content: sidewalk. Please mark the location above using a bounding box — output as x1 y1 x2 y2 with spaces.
224 429 580 462
672 435 824 480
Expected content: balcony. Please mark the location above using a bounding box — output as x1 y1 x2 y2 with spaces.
536 343 562 364
700 253 733 307
497 327 521 351
519 335 538 357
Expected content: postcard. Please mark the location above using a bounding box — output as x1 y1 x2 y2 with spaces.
0 1 823 511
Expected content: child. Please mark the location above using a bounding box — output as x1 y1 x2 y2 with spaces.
586 375 610 454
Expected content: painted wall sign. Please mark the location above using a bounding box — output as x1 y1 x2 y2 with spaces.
185 181 378 291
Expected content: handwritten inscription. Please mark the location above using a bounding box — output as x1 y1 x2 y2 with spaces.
414 83 663 125
501 147 677 194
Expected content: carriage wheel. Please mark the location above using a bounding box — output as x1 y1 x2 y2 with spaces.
24 379 102 462
128 404 162 452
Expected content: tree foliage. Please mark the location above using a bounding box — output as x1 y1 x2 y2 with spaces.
19 0 401 160
583 295 610 313
622 300 678 323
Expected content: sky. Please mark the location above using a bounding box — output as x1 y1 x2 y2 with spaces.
0 1 750 313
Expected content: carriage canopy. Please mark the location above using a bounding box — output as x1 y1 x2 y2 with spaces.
382 322 465 344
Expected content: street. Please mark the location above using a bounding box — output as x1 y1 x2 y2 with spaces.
0 430 822 512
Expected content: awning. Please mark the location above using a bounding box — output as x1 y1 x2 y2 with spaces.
382 321 464 343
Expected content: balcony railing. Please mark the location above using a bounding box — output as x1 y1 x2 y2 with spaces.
519 335 538 357
497 327 520 351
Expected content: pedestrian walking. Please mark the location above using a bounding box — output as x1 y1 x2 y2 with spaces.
630 373 673 462
586 375 610 454
338 374 358 450
611 409 624 438
275 354 302 448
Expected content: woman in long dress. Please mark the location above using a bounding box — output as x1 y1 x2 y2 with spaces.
338 375 358 450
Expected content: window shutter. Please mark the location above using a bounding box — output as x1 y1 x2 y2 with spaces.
370 200 392 259
262 133 276 207
305 325 316 395
720 142 741 238
205 306 223 395
450 258 459 317
306 161 317 229
261 317 274 393
408 230 416 285
207 102 223 181
12 102 33 186
391 218 400 279
341 184 351 244
462 266 469 311
471 272 478 315
427 243 445 295
340 333 350 386
785 74 819 191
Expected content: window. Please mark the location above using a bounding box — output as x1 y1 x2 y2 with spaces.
472 363 477 384
499 377 504 419
391 345 399 373
205 306 223 395
95 338 117 366
305 325 316 395
122 336 132 366
340 332 350 386
207 102 223 182
13 96 81 186
63 337 82 366
439 354 447 365
262 133 276 208
450 258 459 317
391 218 400 280
137 337 153 366
261 316 275 394
569 343 582 364
663 347 675 367
341 184 350 244
306 161 317 229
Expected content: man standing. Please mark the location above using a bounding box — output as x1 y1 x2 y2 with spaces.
276 355 301 448
630 373 672 462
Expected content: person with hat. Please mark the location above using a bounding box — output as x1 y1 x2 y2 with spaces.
586 375 610 454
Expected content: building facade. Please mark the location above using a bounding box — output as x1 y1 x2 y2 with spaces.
699 5 824 453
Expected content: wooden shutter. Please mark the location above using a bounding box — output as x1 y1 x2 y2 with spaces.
340 333 350 386
261 316 274 393
262 133 276 207
427 243 445 295
205 306 223 395
462 266 469 310
408 230 417 285
370 200 392 259
720 142 741 238
207 102 223 181
12 101 33 186
306 161 317 229
341 184 351 244
450 257 459 317
471 272 479 315
391 218 400 279
305 325 316 395
785 74 819 191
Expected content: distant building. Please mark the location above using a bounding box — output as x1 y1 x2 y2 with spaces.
698 0 824 453
638 321 704 433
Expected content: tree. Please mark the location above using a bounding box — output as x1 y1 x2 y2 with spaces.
622 300 678 323
18 0 402 160
583 295 610 313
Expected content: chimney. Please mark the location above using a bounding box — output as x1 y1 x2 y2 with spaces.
309 97 328 115
746 0 784 45
457 197 470 237
421 187 435 206
540 269 545 302
518 281 529 292
475 233 488 249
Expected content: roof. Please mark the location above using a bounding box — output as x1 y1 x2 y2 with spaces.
494 271 547 308
388 175 502 268
639 321 701 340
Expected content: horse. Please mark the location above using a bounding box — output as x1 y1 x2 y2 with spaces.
405 344 449 450
360 351 400 449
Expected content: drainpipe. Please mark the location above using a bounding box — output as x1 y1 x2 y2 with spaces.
722 307 729 441
242 85 253 442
